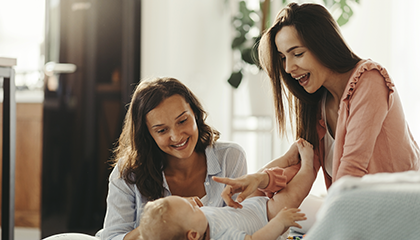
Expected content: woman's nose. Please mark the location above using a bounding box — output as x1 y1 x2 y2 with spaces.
284 58 297 74
170 128 181 142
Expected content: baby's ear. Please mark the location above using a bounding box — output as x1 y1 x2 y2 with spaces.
186 230 200 240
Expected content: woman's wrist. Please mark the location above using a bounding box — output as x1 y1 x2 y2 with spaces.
258 167 288 197
256 172 270 189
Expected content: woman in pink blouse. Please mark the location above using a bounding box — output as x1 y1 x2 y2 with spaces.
216 2 419 211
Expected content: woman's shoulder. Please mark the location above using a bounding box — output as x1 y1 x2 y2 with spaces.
206 141 247 164
345 59 395 99
205 141 247 176
109 162 122 180
107 161 139 194
353 59 388 74
109 159 137 183
209 141 246 154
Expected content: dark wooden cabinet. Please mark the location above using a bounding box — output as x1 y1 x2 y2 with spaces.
42 0 141 237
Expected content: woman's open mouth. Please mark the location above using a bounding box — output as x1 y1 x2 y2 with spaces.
172 138 189 149
295 73 310 86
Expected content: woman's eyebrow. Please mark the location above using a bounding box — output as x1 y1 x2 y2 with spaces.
286 46 300 53
175 111 187 120
151 110 188 128
151 123 163 128
278 46 300 55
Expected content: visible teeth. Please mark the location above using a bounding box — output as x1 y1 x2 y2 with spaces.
174 140 187 147
295 74 306 80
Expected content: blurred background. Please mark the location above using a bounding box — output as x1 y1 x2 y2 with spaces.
0 0 419 239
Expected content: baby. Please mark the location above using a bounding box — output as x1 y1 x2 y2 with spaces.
138 139 314 240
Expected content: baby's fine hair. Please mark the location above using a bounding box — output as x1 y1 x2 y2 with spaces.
139 198 186 240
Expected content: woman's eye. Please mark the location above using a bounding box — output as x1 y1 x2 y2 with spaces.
180 118 188 124
157 129 166 134
295 52 304 57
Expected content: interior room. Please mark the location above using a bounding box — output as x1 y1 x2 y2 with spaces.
1 0 419 239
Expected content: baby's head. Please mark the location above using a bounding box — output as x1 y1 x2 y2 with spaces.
139 196 207 240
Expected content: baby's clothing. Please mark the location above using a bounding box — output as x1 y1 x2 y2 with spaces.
201 196 287 240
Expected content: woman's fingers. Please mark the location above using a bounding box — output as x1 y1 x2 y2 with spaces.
236 182 258 202
213 176 246 194
212 176 235 185
213 176 246 208
213 175 263 208
222 184 243 208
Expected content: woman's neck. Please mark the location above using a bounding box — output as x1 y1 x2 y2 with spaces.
324 68 355 105
165 151 206 178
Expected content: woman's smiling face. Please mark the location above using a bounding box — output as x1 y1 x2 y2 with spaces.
146 94 199 161
275 25 331 94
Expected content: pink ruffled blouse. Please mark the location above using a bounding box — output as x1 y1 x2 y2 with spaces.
315 59 420 188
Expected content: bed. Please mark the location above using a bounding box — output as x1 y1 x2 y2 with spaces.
302 170 420 239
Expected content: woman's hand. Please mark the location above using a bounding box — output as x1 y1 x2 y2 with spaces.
213 172 267 209
212 140 302 209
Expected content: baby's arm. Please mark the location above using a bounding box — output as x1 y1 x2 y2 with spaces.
245 207 306 240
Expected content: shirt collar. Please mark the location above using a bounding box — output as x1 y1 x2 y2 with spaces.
205 144 222 176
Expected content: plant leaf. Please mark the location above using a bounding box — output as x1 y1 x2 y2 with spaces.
227 71 243 88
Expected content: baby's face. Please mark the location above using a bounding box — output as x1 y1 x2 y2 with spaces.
167 196 208 233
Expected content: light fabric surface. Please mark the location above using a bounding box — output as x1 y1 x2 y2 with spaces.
43 233 99 240
201 196 288 240
97 141 247 240
304 170 420 239
290 194 324 234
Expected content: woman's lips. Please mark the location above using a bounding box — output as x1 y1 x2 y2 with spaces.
297 73 310 87
172 138 189 149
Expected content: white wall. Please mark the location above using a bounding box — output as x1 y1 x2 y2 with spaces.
141 0 233 139
389 0 420 142
0 0 45 89
340 0 420 143
340 0 393 67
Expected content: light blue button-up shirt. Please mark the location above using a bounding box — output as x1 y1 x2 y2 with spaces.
96 141 247 240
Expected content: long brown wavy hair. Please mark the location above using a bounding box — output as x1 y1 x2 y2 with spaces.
113 77 220 201
258 2 361 146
